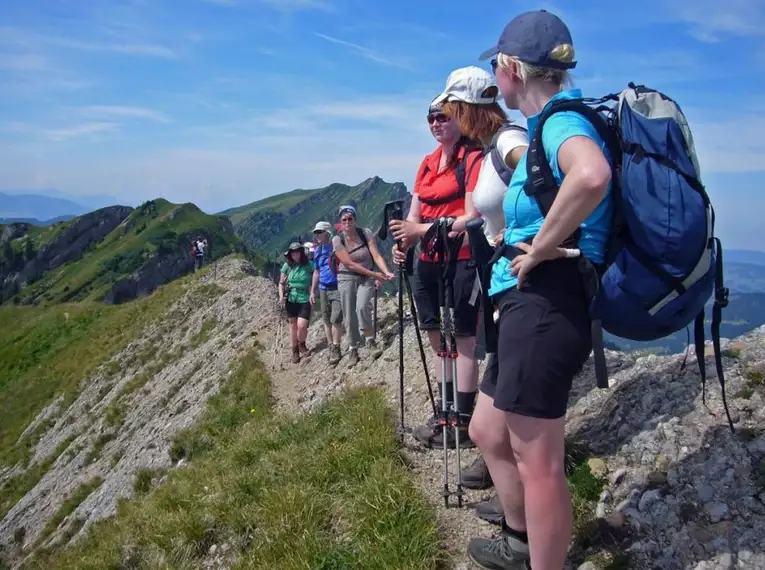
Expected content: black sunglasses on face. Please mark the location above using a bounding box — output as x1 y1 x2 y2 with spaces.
490 58 498 75
427 113 449 125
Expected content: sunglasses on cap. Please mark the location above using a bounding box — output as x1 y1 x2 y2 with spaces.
427 112 449 125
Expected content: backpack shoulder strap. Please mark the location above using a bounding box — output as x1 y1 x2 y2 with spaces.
524 98 620 240
490 123 528 186
419 146 481 207
357 227 370 249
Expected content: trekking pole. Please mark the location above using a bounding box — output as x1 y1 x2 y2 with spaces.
402 248 437 417
373 284 378 341
396 260 407 441
442 220 464 507
431 221 452 507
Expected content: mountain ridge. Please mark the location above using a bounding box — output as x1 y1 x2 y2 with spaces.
0 199 247 307
220 175 411 256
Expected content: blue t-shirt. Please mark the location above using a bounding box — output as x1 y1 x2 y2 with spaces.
488 88 613 297
313 242 338 290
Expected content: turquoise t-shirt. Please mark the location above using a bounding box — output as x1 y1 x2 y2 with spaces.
488 88 614 297
281 261 314 304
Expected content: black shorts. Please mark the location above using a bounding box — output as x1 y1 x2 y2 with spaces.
411 258 480 337
286 301 311 320
480 258 592 419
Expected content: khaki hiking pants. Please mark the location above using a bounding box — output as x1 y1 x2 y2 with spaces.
338 273 375 349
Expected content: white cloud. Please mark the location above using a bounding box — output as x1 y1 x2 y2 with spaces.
666 0 765 41
76 106 170 123
0 53 47 71
687 113 765 175
43 123 119 142
46 36 177 59
314 33 413 70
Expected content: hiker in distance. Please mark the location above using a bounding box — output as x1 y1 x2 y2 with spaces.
436 65 530 493
310 221 345 365
465 10 613 570
389 97 484 451
332 204 394 367
278 242 315 364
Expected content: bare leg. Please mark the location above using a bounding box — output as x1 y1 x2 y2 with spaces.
331 324 343 345
469 392 526 531
297 317 309 344
506 412 571 570
455 336 478 393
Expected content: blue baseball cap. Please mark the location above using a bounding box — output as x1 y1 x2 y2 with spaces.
478 10 577 70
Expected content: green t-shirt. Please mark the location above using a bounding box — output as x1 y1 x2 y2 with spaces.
281 261 314 304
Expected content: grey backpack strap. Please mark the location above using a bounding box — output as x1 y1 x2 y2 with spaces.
489 123 527 186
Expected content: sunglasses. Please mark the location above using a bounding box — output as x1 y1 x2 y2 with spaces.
427 113 449 125
490 58 498 75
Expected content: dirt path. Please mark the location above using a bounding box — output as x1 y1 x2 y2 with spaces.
263 289 500 570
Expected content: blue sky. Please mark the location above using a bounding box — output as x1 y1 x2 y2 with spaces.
0 0 764 248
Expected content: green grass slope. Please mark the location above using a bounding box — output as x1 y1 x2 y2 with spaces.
24 356 444 570
0 271 193 491
2 199 248 306
220 176 411 256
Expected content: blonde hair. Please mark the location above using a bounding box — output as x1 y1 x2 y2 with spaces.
496 43 575 91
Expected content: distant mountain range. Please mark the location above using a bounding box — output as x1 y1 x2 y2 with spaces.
0 189 123 214
0 191 92 222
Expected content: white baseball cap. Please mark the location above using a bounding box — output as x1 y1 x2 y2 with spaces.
313 221 333 233
430 66 499 106
303 241 315 253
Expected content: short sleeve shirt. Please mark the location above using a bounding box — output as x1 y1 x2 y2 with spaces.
414 145 482 262
281 261 314 303
488 88 614 297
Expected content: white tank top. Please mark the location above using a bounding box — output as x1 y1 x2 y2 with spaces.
472 128 529 246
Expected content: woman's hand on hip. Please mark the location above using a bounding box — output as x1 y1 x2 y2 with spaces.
509 242 569 288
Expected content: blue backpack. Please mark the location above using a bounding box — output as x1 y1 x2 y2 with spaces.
525 83 733 430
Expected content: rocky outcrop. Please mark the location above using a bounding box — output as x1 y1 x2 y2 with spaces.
34 206 132 272
103 250 193 305
1 206 133 301
0 224 31 246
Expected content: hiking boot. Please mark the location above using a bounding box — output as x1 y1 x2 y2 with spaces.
463 454 493 490
291 346 300 364
299 341 310 356
475 495 504 525
467 522 530 570
411 414 475 449
366 339 383 360
347 348 359 367
328 344 341 366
